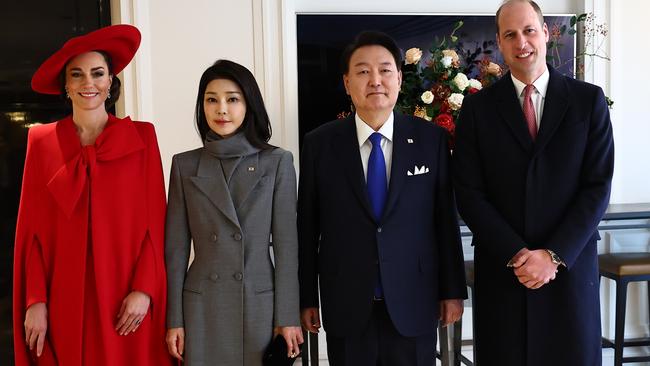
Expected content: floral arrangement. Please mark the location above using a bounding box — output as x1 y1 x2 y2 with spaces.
396 21 502 147
395 14 612 147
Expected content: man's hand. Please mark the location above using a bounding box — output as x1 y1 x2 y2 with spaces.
513 249 558 289
300 307 321 334
24 302 47 357
439 299 464 327
508 247 532 268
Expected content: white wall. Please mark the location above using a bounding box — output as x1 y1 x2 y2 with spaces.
113 0 259 181
608 0 650 203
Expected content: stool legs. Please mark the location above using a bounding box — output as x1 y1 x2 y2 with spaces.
614 278 629 366
452 318 462 366
439 324 450 365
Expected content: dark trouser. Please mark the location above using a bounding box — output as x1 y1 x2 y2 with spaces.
325 300 436 366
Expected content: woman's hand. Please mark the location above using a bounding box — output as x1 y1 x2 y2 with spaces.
166 327 185 361
115 291 150 335
24 302 48 357
274 326 304 358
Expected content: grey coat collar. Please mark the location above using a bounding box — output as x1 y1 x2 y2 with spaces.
190 132 264 229
204 131 260 159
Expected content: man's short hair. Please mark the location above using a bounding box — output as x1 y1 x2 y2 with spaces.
495 0 545 35
340 30 403 75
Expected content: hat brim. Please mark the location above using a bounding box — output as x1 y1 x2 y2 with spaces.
31 24 141 95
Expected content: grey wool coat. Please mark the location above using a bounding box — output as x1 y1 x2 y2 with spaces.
165 132 300 366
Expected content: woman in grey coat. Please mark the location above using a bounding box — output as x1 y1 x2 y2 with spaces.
165 60 303 365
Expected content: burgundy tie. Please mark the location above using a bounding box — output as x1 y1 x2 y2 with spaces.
523 84 538 141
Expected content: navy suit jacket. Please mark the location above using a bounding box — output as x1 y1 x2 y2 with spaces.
298 112 467 337
453 67 614 366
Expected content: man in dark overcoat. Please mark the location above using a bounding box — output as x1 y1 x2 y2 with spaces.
453 1 614 365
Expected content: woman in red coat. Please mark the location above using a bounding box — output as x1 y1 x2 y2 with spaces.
13 24 172 366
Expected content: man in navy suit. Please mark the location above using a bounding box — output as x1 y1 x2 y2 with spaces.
453 1 614 365
298 31 467 365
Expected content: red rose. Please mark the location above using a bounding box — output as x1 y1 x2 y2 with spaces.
468 87 479 94
434 113 455 134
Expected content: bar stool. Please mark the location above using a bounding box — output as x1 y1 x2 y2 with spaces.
599 252 650 366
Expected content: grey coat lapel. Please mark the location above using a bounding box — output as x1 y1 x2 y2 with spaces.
190 149 241 229
230 153 262 211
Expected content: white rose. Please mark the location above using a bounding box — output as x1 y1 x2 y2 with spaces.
452 73 469 91
421 90 434 104
441 56 453 68
441 49 460 63
468 78 483 90
404 48 423 65
448 93 465 110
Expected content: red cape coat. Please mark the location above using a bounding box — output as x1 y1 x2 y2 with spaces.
13 115 173 366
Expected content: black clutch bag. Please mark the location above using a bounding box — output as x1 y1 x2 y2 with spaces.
262 335 301 366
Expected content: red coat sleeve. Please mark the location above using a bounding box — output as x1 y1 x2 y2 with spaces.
25 239 47 307
13 126 47 366
130 123 167 299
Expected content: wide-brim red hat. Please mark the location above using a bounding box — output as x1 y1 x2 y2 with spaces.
31 24 141 95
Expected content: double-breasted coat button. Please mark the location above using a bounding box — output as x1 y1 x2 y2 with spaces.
233 232 242 241
211 233 217 242
209 273 219 282
234 272 243 281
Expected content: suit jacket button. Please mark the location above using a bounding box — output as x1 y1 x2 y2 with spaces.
377 227 382 233
209 273 219 282
233 232 242 241
211 233 217 242
234 272 243 281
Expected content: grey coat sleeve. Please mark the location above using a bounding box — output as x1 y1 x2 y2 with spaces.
164 155 192 328
271 150 301 327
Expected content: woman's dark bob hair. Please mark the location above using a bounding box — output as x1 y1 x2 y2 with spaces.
58 50 121 110
195 59 273 149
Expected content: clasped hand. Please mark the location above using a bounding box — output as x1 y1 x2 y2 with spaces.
510 248 558 289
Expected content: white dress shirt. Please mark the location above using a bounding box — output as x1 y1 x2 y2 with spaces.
355 112 393 184
511 67 550 131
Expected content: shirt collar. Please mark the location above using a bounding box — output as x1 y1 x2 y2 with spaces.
511 67 550 98
355 112 394 147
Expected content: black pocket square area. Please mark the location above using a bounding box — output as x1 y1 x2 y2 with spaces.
263 335 301 366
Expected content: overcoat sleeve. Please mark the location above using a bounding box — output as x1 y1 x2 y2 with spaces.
543 87 613 268
271 150 301 326
453 95 527 264
165 154 193 328
434 132 467 300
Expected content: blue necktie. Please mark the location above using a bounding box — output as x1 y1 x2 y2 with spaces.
367 132 387 220
367 132 387 298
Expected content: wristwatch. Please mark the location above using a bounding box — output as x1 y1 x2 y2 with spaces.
545 249 565 267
